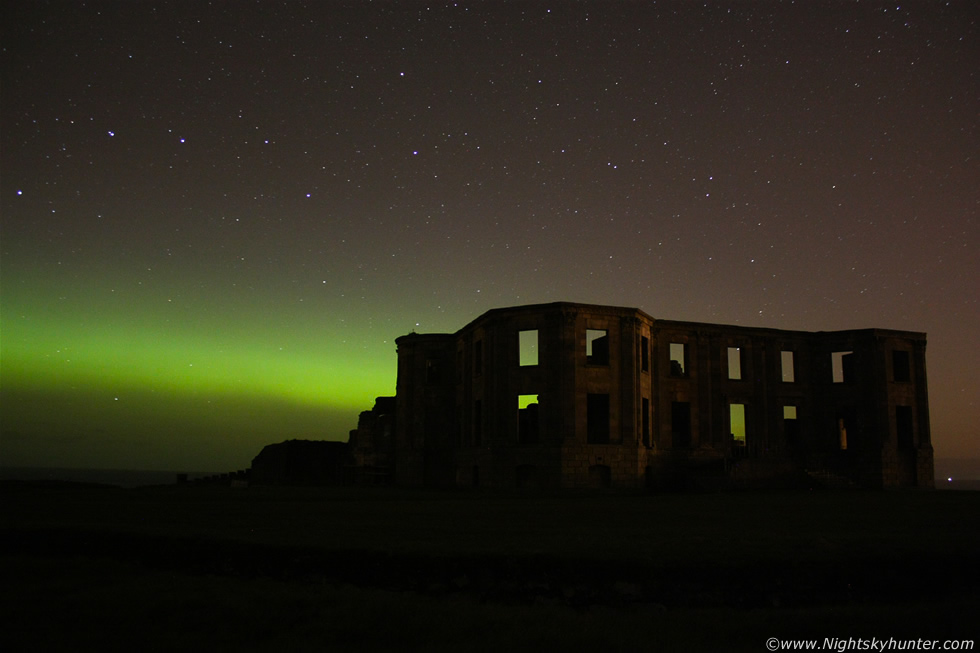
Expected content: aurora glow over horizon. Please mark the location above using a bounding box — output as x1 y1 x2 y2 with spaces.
1 1 977 473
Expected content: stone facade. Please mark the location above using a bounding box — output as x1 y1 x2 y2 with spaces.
347 397 396 484
353 302 933 490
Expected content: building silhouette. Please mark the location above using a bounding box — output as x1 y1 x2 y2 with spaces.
250 439 348 485
349 302 933 489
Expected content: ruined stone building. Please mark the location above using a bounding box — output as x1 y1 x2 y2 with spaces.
349 302 934 489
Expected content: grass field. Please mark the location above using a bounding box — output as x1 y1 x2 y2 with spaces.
2 484 978 652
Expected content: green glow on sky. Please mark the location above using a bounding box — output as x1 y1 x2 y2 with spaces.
0 266 397 470
518 330 538 366
518 394 539 410
3 311 387 408
730 403 746 444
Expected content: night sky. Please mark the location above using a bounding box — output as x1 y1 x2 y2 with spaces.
1 1 976 474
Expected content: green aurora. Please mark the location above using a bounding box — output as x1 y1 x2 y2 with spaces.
1 264 396 471
2 1 976 475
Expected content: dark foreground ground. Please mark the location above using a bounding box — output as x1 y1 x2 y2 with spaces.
2 484 978 652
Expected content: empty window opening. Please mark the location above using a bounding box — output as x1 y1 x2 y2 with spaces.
896 405 914 449
893 350 911 383
727 347 743 380
671 401 691 448
832 351 855 383
781 351 796 383
837 408 857 450
669 343 687 376
519 330 539 366
518 394 539 444
641 336 649 372
730 403 746 446
473 399 482 446
587 393 610 443
474 340 483 376
784 405 800 445
641 397 650 447
586 329 609 365
589 464 612 489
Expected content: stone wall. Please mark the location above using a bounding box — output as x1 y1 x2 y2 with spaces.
380 302 933 490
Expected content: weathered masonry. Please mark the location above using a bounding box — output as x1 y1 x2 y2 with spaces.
349 302 933 489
